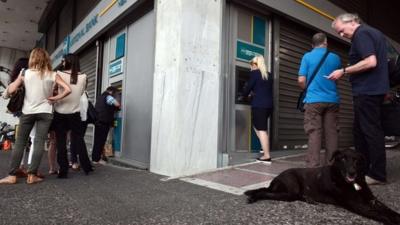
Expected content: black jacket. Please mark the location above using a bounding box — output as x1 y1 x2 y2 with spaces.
95 92 118 125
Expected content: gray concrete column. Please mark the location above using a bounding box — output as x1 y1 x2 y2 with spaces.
150 0 223 177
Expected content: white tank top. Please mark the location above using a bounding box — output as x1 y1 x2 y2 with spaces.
22 69 56 115
54 71 87 114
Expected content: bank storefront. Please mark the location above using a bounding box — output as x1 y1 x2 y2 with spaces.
47 0 399 177
50 0 155 169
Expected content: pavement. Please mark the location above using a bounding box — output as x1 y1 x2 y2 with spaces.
1 148 400 225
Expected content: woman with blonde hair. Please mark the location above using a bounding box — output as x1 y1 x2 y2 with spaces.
242 55 273 163
0 48 71 184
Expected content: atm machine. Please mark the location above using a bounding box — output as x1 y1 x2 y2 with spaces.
111 81 123 155
235 66 262 152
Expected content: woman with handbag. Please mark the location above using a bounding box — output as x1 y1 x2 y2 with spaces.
0 48 71 184
241 55 273 163
53 54 93 178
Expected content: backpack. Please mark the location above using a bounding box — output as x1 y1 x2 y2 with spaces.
388 55 400 87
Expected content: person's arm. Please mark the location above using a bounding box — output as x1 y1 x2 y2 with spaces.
327 55 377 81
106 95 121 109
241 71 257 97
113 99 121 109
327 30 377 81
47 73 71 103
297 54 309 90
298 76 306 90
7 71 24 94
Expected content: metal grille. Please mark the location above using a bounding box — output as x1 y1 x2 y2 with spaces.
276 18 353 149
79 45 97 152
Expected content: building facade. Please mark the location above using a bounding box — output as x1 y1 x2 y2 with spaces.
38 0 400 177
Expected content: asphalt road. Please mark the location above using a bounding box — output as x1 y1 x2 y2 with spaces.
1 150 400 225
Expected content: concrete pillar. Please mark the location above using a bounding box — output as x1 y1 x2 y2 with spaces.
150 0 223 177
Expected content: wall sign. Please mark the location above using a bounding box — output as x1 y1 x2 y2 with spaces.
115 33 126 59
109 58 124 77
236 40 265 61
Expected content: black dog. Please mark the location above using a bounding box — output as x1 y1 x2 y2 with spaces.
244 149 400 225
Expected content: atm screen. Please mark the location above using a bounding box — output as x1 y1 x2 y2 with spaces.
235 66 251 105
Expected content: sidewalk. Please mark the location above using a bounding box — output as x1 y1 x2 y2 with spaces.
1 149 400 225
180 149 400 196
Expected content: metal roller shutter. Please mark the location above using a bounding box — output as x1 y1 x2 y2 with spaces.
79 45 97 152
276 18 353 150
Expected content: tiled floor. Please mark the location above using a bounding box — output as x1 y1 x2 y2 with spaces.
180 149 400 195
180 154 307 195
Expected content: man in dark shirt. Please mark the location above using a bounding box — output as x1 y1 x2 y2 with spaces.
328 13 389 185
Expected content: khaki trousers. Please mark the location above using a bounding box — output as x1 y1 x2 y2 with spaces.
304 103 339 167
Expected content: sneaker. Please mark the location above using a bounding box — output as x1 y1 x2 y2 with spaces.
259 150 264 153
365 175 386 185
256 157 272 164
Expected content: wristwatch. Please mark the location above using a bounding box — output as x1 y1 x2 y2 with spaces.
342 67 347 75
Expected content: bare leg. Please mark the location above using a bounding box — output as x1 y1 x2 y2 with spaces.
254 127 270 159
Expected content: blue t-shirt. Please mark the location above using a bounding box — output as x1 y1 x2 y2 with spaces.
298 47 341 104
349 24 389 95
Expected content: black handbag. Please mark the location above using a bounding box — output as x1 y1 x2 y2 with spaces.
296 50 330 112
85 92 97 124
7 69 26 113
381 101 400 136
7 86 25 113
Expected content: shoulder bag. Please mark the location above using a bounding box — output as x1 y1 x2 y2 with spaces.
86 92 97 124
7 69 26 113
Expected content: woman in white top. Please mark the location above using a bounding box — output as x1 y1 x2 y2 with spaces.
0 48 71 185
54 54 93 178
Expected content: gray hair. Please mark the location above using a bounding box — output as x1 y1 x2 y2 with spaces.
332 13 360 28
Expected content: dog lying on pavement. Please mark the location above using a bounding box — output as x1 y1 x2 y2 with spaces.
244 149 400 225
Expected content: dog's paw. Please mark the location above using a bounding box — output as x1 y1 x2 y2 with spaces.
247 196 257 204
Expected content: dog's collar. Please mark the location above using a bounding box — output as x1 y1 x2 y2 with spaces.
353 183 362 191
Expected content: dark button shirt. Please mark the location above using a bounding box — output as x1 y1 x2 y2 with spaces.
349 24 389 95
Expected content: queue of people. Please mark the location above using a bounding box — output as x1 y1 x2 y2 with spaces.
0 12 391 187
0 48 120 185
241 13 390 186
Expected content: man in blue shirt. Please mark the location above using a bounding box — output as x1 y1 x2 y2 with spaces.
328 13 389 185
298 32 341 168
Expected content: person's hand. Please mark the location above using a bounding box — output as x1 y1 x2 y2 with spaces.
1 87 10 99
326 69 345 81
47 96 58 104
